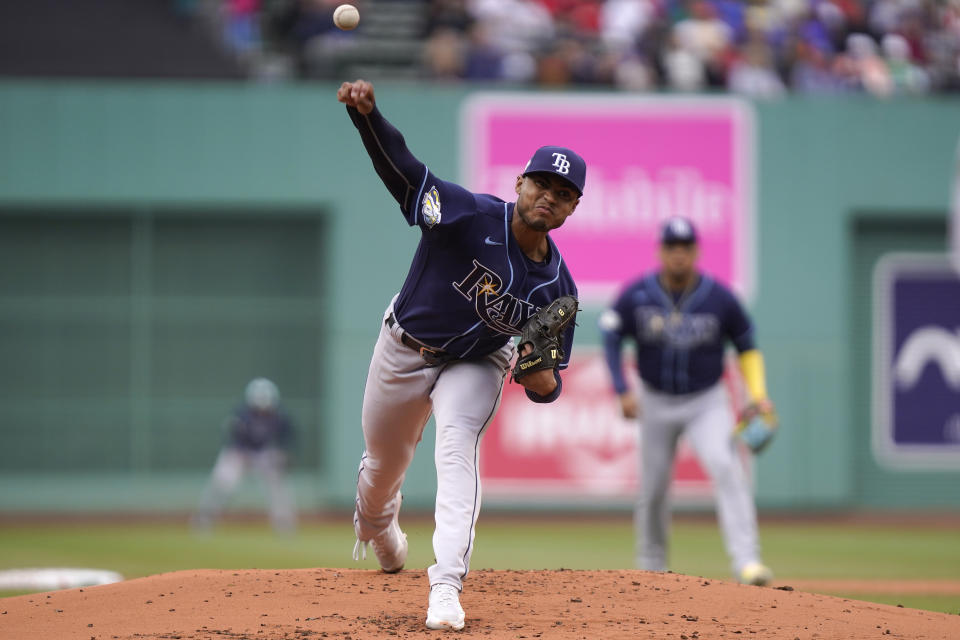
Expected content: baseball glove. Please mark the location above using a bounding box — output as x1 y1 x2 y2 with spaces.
512 295 579 382
736 400 778 454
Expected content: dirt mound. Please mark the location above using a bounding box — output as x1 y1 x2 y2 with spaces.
3 567 958 639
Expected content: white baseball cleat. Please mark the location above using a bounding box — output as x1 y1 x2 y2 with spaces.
370 492 407 573
738 562 773 586
352 492 408 573
425 583 465 631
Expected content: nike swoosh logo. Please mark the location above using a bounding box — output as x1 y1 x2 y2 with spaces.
485 236 503 246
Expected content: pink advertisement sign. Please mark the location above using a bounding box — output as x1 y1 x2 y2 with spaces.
461 94 755 302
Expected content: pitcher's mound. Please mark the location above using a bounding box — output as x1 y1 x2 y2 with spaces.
3 567 957 639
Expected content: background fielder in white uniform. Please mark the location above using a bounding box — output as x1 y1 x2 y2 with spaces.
337 79 583 631
600 217 776 586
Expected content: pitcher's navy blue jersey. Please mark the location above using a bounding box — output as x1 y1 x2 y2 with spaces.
600 272 754 395
349 106 578 367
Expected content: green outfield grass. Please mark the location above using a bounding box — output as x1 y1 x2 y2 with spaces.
1 514 958 614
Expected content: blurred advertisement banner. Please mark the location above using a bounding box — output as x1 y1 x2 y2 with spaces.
460 95 755 303
873 253 960 469
479 349 749 504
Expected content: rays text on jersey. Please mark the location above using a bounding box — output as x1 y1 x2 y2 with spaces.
453 260 539 334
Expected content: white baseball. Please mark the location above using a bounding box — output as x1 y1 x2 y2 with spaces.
333 4 360 30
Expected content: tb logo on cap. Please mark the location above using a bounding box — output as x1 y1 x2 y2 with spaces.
670 218 691 236
552 153 571 175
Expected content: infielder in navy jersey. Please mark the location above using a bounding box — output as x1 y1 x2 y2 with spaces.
338 79 582 630
191 378 298 535
599 217 776 587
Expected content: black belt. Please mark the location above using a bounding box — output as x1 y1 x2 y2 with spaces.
386 313 456 366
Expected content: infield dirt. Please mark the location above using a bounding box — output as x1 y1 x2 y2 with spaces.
3 567 958 639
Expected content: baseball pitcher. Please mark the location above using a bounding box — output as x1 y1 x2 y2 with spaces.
338 79 583 630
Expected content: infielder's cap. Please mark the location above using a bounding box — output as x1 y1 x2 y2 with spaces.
245 377 279 410
661 217 697 244
522 146 586 196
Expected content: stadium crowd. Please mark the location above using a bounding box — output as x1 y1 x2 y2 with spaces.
208 0 960 96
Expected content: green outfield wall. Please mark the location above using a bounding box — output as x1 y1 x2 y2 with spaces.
1 81 957 513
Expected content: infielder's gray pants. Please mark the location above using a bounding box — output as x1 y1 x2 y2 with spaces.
637 382 761 575
194 447 297 533
354 303 513 590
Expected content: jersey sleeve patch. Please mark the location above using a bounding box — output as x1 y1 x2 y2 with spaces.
598 308 622 332
421 185 442 228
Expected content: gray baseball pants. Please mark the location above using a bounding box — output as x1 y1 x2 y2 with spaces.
354 303 513 590
194 446 297 533
636 381 761 576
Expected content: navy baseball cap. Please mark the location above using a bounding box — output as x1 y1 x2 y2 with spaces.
661 217 697 244
522 146 586 196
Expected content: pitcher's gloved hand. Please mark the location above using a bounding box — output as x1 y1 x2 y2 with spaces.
511 295 579 382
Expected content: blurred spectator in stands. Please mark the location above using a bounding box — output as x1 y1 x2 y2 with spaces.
462 21 507 80
882 32 931 94
671 0 735 87
798 6 838 55
223 0 263 60
728 38 786 99
924 1 960 92
600 0 657 54
274 0 335 45
537 37 604 86
832 47 868 91
789 38 850 93
424 0 474 35
468 0 555 58
273 0 359 78
847 32 893 96
636 14 672 85
423 26 467 80
611 51 657 90
662 30 707 91
867 0 903 40
727 9 786 99
546 0 603 41
895 7 931 65
817 0 864 52
712 0 748 44
767 6 828 81
501 51 539 84
537 42 574 86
